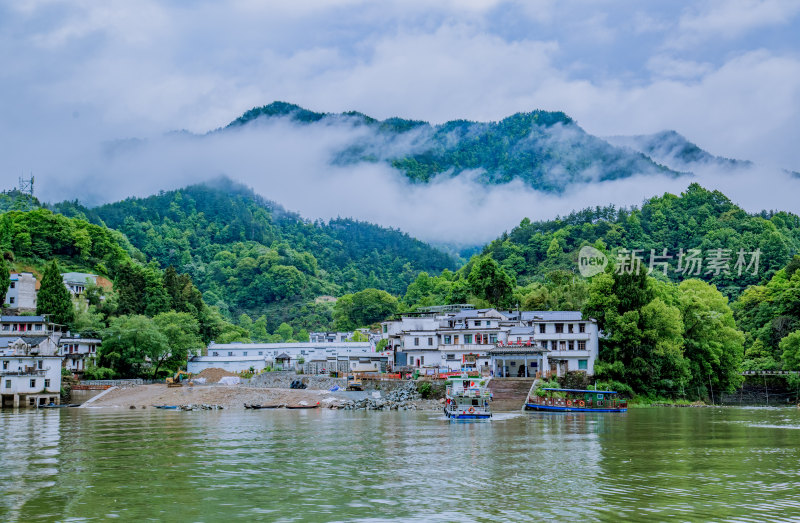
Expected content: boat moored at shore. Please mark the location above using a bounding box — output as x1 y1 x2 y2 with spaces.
525 388 627 413
444 375 492 420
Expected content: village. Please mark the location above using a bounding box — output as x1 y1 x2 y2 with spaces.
0 269 600 410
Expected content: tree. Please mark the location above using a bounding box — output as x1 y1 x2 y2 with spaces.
276 322 293 341
780 330 800 370
153 311 203 377
37 260 74 326
99 315 168 377
467 257 515 308
678 279 744 394
0 257 9 305
333 288 398 330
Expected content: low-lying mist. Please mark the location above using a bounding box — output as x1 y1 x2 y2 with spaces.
34 116 800 247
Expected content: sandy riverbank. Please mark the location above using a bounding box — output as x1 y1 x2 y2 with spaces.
84 383 442 411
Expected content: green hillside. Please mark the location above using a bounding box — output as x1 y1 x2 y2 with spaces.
224 101 684 192
52 178 458 331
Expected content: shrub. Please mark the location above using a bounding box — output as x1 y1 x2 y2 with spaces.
417 381 433 399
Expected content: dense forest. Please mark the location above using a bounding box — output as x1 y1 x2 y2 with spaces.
223 101 682 192
51 178 457 332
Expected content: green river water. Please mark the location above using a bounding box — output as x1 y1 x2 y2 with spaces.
1 407 799 522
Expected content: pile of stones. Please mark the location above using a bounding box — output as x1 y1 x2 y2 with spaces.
337 382 422 411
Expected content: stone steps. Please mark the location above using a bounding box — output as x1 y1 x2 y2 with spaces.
489 378 536 411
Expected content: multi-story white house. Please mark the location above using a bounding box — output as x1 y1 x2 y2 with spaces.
59 336 101 375
0 315 64 408
381 308 599 378
4 272 37 310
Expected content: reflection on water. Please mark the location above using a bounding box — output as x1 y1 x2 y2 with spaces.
1 407 800 521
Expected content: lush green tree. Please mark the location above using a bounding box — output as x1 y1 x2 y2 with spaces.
0 257 9 305
99 315 169 377
153 311 203 377
275 322 293 341
334 288 398 330
467 257 515 308
351 330 369 342
780 330 800 370
678 279 744 394
37 260 74 326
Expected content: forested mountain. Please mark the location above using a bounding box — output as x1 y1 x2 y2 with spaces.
223 101 684 192
52 178 458 330
606 131 752 171
481 183 800 297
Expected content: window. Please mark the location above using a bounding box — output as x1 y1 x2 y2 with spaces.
212 352 219 356
45 379 50 388
37 360 43 370
4 380 10 389
555 323 564 333
243 352 248 356
414 337 419 346
9 282 14 288
568 341 574 350
578 341 586 351
489 334 497 344
2 361 7 370
1 325 8 331
90 346 96 353
444 335 451 344
228 352 233 356
568 324 574 333
9 297 14 304
258 351 263 356
464 334 472 344
428 337 433 346
454 335 459 344
559 341 566 350
29 398 35 405
579 323 586 333
474 320 481 326
578 359 588 370
420 356 424 365
35 324 42 331
383 325 387 333
30 379 36 388
539 324 546 333
446 353 456 360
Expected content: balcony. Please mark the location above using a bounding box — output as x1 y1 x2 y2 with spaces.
0 369 47 377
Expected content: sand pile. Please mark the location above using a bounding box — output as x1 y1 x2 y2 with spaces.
194 367 239 383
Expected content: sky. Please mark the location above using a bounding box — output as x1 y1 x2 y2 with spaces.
1 0 799 245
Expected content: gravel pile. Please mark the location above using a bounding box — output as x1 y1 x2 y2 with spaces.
178 404 224 411
194 368 239 383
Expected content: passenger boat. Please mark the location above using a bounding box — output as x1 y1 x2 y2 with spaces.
525 388 627 413
444 375 492 420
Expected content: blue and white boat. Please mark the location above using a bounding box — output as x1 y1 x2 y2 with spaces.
525 388 627 413
444 375 492 420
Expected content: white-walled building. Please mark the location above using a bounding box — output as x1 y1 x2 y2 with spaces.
381 309 599 377
188 341 388 375
61 272 98 296
0 316 63 407
59 336 101 374
4 272 37 310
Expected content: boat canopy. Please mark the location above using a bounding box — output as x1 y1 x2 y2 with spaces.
541 388 618 394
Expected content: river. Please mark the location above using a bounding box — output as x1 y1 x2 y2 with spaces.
2 407 799 522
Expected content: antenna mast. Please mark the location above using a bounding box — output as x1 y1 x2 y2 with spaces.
18 174 34 197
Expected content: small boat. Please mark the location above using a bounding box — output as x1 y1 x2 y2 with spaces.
245 404 285 409
444 374 492 420
41 403 79 408
285 404 319 409
525 388 627 413
153 405 179 410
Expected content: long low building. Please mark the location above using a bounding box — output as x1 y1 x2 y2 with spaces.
188 341 389 374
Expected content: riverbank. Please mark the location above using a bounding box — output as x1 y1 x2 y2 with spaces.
84 383 443 411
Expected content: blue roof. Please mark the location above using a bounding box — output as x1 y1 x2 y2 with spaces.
1 315 47 322
542 388 618 394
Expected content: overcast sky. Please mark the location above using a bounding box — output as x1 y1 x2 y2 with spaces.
2 1 799 244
